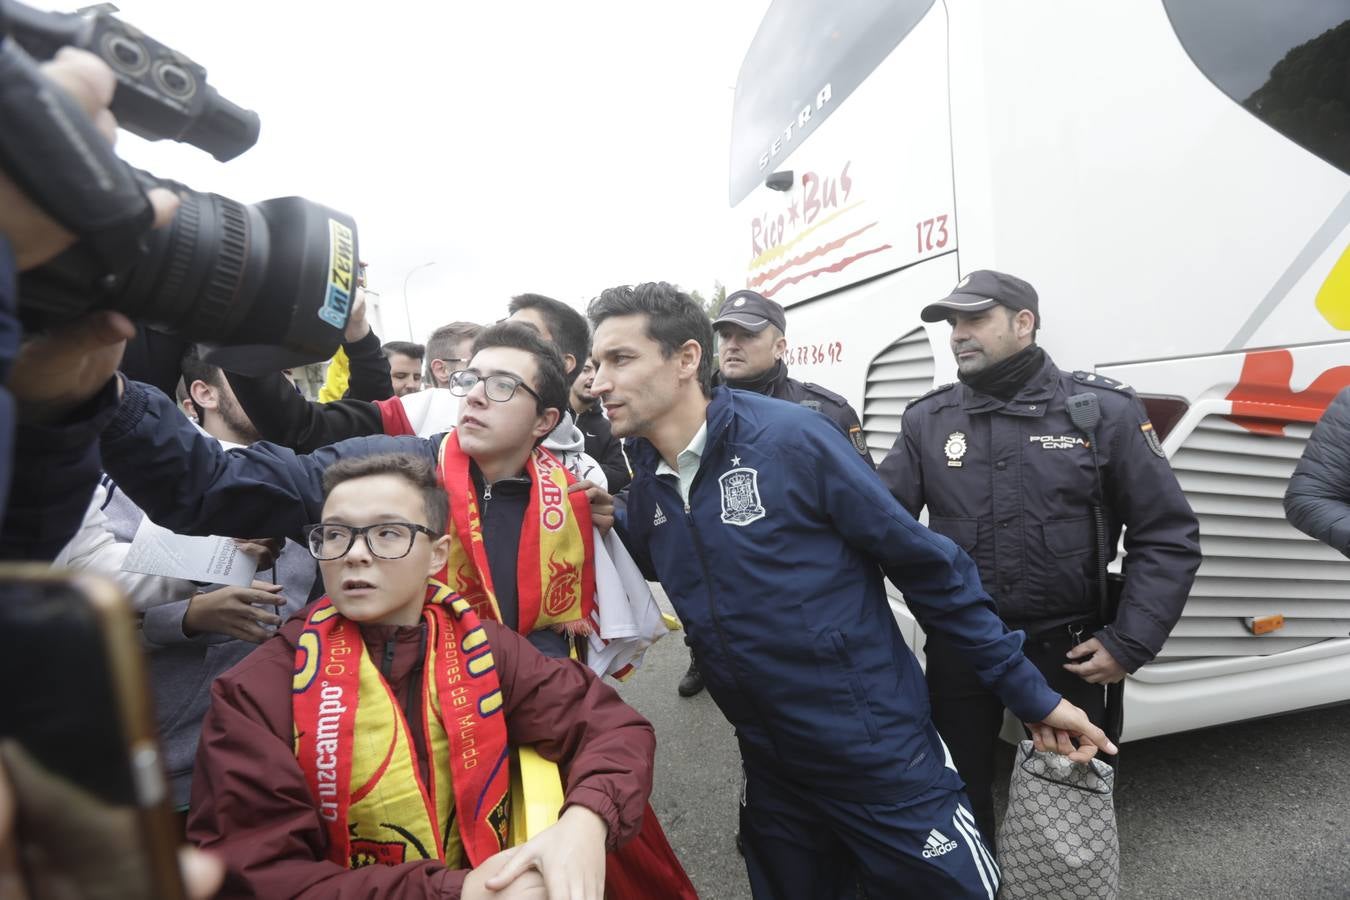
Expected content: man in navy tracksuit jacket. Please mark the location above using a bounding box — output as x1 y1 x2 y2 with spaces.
588 283 1113 900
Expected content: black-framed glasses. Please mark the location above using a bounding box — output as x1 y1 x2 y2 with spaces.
448 369 542 404
303 522 439 561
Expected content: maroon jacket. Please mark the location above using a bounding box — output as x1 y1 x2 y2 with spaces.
187 615 655 898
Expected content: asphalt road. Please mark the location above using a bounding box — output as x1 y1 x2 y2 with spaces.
615 599 1350 899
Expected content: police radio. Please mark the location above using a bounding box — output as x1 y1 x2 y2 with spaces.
1068 391 1124 747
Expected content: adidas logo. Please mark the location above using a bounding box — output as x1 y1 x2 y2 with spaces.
921 828 958 858
653 504 667 526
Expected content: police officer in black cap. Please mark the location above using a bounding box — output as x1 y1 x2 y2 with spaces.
676 288 873 698
712 290 871 461
878 269 1201 848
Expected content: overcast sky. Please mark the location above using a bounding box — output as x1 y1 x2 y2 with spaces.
43 0 770 341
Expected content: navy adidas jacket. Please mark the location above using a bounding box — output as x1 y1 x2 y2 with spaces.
615 387 1060 802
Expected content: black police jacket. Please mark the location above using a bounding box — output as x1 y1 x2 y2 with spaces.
878 352 1201 672
720 360 873 466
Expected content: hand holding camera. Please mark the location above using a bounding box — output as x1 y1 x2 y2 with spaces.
0 47 178 271
0 46 181 424
2 0 362 384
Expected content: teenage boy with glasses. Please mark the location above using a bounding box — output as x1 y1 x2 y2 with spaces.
97 321 608 658
220 299 606 490
189 451 654 898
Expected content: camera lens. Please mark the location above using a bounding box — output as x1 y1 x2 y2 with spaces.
102 34 149 75
103 175 360 373
19 172 358 374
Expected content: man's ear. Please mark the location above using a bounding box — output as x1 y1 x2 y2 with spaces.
426 533 451 577
678 338 704 384
430 358 454 388
771 332 788 359
563 353 577 379
1014 309 1036 340
533 407 562 440
187 379 218 411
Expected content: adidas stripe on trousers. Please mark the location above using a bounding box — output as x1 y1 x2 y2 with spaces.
739 763 1000 900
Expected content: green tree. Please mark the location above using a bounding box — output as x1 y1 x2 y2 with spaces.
686 281 728 321
1245 20 1350 174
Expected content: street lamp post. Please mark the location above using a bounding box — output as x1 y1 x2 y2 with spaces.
401 260 437 342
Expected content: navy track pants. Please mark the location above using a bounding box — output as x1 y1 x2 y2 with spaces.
739 762 1000 899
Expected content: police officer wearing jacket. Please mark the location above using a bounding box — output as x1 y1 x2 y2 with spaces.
675 289 874 698
878 270 1201 848
715 289 871 462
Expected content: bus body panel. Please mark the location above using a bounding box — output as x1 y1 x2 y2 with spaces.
737 3 955 313
729 1 1350 738
945 1 1350 372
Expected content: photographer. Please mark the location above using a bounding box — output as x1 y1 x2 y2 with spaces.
0 42 224 900
0 45 178 560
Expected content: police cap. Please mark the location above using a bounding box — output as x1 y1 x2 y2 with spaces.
714 290 788 334
920 270 1039 326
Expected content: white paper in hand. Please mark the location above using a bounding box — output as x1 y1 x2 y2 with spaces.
586 528 670 679
121 518 259 587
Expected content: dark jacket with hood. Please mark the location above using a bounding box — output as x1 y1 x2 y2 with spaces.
1285 384 1350 556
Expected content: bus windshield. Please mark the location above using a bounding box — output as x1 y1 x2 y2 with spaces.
728 0 935 206
1164 0 1350 175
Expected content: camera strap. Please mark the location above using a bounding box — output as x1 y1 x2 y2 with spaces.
0 31 152 273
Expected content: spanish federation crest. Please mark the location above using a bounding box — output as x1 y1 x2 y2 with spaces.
719 467 766 526
944 432 968 468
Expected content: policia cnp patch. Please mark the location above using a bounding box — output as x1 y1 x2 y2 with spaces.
1140 421 1165 458
849 424 868 455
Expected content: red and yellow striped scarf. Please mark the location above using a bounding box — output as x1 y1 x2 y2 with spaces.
436 431 596 635
291 580 511 870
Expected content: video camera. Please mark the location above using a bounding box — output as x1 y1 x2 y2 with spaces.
0 0 359 373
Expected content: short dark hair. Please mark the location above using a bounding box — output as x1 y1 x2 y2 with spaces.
180 345 224 421
507 293 591 386
382 341 425 361
426 322 482 366
320 453 448 535
587 282 714 396
470 321 569 422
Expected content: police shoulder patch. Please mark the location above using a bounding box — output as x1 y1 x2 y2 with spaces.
1139 420 1166 458
905 382 958 409
801 382 848 408
1072 370 1133 394
848 423 868 455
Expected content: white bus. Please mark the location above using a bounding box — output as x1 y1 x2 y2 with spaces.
727 0 1350 741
